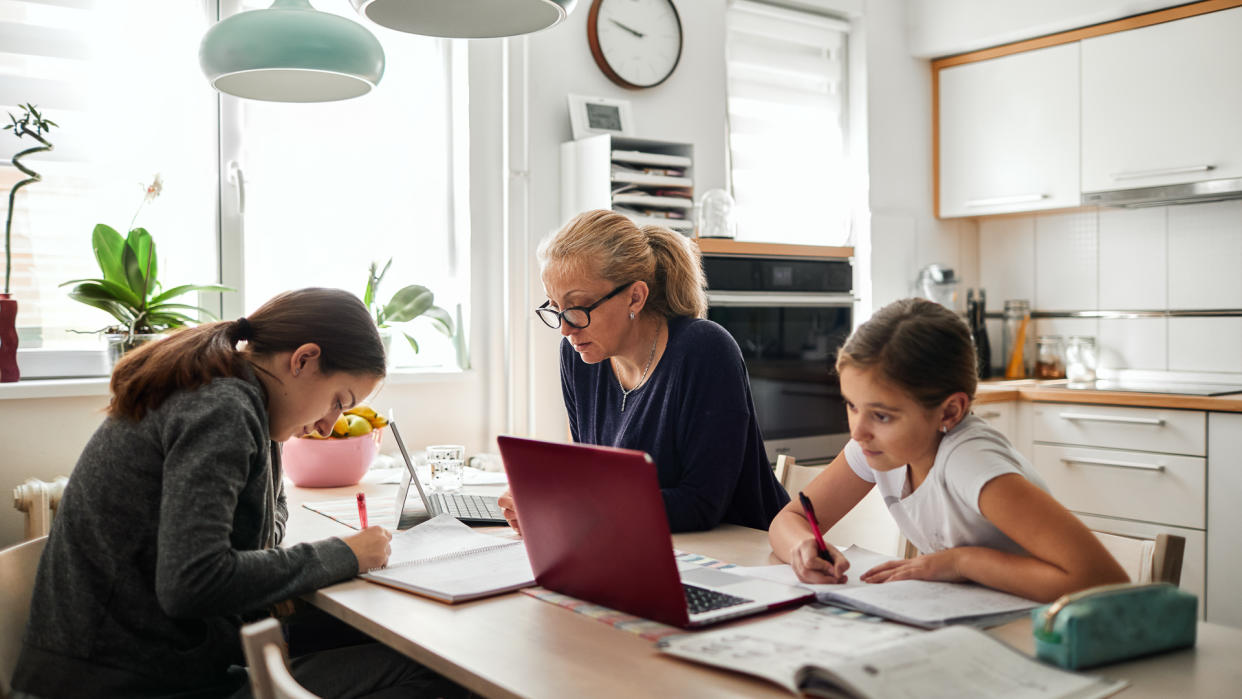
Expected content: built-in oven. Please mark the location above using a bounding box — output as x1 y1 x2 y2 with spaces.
703 253 854 465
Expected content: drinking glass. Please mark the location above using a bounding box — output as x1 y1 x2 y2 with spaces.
1065 336 1098 387
426 444 465 493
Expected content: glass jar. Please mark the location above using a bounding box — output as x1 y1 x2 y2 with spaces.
1001 300 1033 379
1034 335 1066 379
1065 336 1098 387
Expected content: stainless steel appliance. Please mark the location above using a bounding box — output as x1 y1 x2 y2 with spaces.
703 254 854 465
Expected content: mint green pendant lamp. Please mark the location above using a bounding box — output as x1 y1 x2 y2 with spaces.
350 0 576 38
200 0 385 103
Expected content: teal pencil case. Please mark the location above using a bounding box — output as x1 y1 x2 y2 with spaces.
1032 582 1197 670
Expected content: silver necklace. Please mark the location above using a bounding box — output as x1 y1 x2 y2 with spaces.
617 329 659 413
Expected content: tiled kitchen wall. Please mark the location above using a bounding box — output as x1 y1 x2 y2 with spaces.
977 200 1242 374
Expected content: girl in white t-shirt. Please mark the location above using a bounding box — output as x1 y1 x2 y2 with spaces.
768 298 1127 602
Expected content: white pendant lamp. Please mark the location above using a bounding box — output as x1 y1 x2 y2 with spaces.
200 0 385 103
351 0 576 38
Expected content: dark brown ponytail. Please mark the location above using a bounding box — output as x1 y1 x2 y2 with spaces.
836 297 977 408
108 288 385 421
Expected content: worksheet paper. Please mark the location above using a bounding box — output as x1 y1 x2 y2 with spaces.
733 545 1039 628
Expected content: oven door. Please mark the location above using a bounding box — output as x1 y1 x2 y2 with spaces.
706 291 853 465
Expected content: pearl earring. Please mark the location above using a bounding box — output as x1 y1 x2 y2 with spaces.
629 312 635 320
940 424 949 434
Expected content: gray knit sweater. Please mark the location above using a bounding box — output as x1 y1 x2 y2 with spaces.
12 372 358 698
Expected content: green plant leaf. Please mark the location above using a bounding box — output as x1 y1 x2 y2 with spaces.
125 228 156 298
145 311 198 328
121 242 149 303
67 283 135 326
383 285 434 323
90 224 127 286
60 277 144 311
147 302 220 321
423 305 454 336
148 283 234 306
402 331 420 354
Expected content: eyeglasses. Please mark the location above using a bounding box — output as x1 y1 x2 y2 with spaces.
536 282 633 330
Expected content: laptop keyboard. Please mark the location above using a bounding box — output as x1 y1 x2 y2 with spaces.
431 493 504 521
683 584 752 615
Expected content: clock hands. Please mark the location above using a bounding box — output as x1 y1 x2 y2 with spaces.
608 17 645 38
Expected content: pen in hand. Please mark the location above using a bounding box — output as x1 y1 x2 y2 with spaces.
797 491 841 571
356 492 368 529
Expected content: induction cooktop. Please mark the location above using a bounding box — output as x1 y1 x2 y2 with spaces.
1054 380 1242 396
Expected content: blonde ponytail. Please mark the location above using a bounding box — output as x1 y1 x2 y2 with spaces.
540 210 707 319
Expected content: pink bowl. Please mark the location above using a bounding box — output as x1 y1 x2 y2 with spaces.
282 430 382 487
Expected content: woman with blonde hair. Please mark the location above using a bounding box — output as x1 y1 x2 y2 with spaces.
498 210 788 533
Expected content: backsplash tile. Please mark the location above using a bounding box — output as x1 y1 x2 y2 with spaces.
1168 200 1242 309
979 217 1035 305
1168 318 1242 373
1099 318 1167 371
1035 210 1098 311
1099 207 1167 310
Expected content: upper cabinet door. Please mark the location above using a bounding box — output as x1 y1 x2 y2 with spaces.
1082 7 1242 193
938 43 1080 218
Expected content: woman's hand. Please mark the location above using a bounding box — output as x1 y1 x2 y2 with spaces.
343 526 393 573
861 549 967 584
790 538 849 584
498 489 521 537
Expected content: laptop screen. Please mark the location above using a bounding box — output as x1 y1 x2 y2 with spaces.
389 421 438 527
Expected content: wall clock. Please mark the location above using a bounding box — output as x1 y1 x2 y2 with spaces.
587 0 683 90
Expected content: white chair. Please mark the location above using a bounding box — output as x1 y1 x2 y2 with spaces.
1 535 48 697
1093 530 1185 586
240 618 318 699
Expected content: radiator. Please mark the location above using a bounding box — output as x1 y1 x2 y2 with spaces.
13 477 68 540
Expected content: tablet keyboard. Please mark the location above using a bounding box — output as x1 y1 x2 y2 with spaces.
683 584 752 614
432 493 505 521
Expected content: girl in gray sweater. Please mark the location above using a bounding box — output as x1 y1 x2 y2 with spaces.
13 288 453 698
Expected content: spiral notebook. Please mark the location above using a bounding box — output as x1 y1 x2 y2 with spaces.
360 513 535 603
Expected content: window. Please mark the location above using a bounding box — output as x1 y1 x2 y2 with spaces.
2 0 468 376
725 0 851 245
0 0 217 359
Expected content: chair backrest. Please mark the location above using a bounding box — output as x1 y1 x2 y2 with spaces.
1093 530 1185 586
0 535 48 697
240 618 318 699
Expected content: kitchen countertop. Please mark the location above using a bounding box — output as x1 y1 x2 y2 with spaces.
975 379 1242 412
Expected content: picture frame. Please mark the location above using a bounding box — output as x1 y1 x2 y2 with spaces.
567 94 635 140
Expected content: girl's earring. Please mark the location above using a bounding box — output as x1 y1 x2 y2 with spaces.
629 312 635 320
940 424 949 434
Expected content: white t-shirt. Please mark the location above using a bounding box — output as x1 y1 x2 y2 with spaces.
844 414 1049 556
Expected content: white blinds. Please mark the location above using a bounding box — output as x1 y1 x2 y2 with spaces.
0 0 217 351
726 0 851 245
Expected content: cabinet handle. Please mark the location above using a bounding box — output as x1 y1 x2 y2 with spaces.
1110 164 1213 180
964 193 1047 207
1060 457 1165 473
976 411 1002 419
1057 412 1165 426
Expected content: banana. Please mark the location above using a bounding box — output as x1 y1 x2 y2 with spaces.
344 405 378 420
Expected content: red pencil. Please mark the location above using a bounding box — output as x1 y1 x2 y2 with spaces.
798 491 839 565
356 492 368 529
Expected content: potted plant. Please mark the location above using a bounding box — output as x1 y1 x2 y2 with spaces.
1 103 57 382
363 258 453 359
60 175 233 366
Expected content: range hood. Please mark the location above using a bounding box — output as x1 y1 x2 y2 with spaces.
1083 177 1242 208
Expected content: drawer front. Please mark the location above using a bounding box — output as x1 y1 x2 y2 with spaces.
1075 513 1206 620
1032 403 1205 455
1034 444 1205 529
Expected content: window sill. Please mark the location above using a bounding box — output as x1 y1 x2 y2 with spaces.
0 367 474 401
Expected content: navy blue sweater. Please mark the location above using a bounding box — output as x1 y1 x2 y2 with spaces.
561 316 789 532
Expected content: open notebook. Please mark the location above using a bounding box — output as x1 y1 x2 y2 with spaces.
733 544 1040 628
360 514 535 603
659 606 1127 698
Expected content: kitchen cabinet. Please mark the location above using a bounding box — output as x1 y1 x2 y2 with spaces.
1029 402 1207 617
937 43 1080 217
1081 6 1242 193
973 401 1015 445
1207 412 1242 627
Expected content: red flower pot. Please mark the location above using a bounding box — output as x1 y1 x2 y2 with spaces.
0 293 19 382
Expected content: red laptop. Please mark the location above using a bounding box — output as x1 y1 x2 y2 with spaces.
497 436 813 628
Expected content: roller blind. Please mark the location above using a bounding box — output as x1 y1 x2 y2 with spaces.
726 0 850 245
